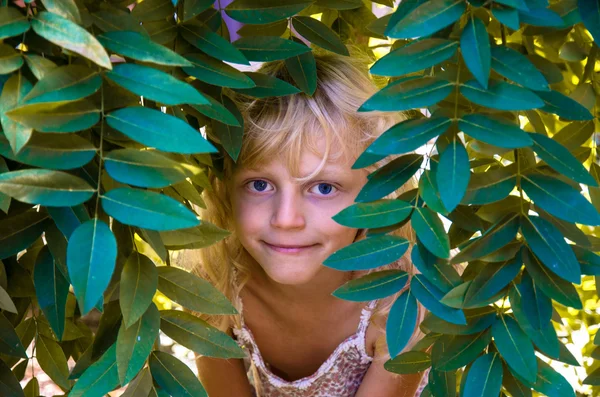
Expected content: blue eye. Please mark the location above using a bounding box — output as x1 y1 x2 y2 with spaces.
248 180 272 192
312 183 337 196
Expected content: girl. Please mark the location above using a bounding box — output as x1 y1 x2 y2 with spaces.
186 48 429 396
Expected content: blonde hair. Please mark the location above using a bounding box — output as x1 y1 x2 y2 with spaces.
180 46 427 365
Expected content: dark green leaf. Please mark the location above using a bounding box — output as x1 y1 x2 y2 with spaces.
529 133 596 186
0 74 33 154
0 312 27 358
191 93 241 127
492 8 520 30
411 275 466 325
160 310 245 358
366 116 451 155
371 39 458 76
121 367 153 397
332 270 408 301
386 0 466 39
490 45 549 91
536 89 593 120
431 330 491 370
179 22 249 65
6 99 100 133
411 241 461 293
69 343 120 397
359 77 453 112
521 215 581 283
36 334 70 389
492 315 537 383
130 0 173 21
0 44 23 74
0 208 49 260
384 350 431 374
233 72 301 97
356 154 422 202
0 7 29 40
579 0 600 42
464 254 521 307
106 64 208 106
324 235 409 271
23 65 101 104
292 16 348 56
150 351 208 396
0 169 94 206
459 113 533 149
117 303 160 385
67 219 117 315
386 289 418 357
182 52 256 89
34 246 68 340
120 252 158 328
106 106 217 154
460 79 544 110
462 353 502 397
32 12 111 69
333 199 412 229
412 207 450 259
225 0 312 24
98 30 193 67
284 41 317 95
157 266 237 314
437 138 470 212
461 16 491 88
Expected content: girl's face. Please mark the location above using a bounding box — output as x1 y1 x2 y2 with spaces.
230 140 369 286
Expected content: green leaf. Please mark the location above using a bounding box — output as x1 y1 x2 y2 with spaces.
182 52 256 89
130 0 173 21
421 309 496 335
191 93 241 127
462 166 517 205
150 351 208 397
22 377 38 397
429 368 456 397
179 22 249 65
182 0 215 21
106 64 208 106
492 315 537 383
23 65 100 104
0 208 49 260
210 97 244 162
386 0 466 39
461 16 491 89
31 12 111 70
460 79 544 110
0 312 27 358
233 71 301 97
0 74 33 154
34 246 68 341
412 207 450 259
356 154 422 202
106 106 217 154
366 116 452 155
332 199 412 229
451 214 519 263
519 7 565 27
225 0 313 24
91 8 148 34
98 30 192 67
459 113 533 149
284 41 318 95
67 219 117 315
411 241 462 293
0 44 22 75
332 270 408 301
359 77 453 112
40 0 81 23
523 249 582 309
324 235 409 271
157 266 237 314
464 254 521 307
514 359 576 397
6 99 100 133
121 367 153 397
386 289 418 357
104 149 203 189
35 334 70 389
23 54 57 81
371 39 458 76
0 132 96 170
233 35 312 62
69 343 120 397
573 245 600 275
431 330 491 370
0 358 25 397
437 138 470 212
490 45 549 91
462 353 503 397
411 275 466 325
522 174 600 226
521 215 581 284
102 187 200 231
517 272 552 330
579 0 600 42
535 89 594 120
117 303 159 385
292 16 348 56
0 285 16 313
384 350 431 374
120 252 158 328
0 7 29 40
0 169 94 206
492 8 520 30
553 120 595 151
160 310 245 358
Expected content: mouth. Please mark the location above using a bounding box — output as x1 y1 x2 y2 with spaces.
262 241 318 254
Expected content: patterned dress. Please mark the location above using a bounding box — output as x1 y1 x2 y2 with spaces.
232 299 429 397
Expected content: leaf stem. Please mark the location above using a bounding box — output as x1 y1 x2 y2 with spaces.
94 69 105 220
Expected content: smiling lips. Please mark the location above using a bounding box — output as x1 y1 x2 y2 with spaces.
263 241 317 253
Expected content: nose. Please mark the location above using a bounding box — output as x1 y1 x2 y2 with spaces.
270 190 306 230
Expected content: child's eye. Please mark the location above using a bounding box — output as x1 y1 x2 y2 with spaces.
247 180 273 193
309 183 338 196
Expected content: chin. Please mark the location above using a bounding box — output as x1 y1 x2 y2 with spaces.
262 265 321 286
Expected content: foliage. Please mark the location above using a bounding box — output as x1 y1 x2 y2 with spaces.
0 0 598 396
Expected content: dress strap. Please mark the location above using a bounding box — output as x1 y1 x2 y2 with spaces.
357 300 378 335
